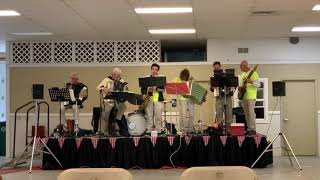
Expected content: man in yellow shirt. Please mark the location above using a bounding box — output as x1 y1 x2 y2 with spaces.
173 69 195 134
239 60 260 135
141 63 164 133
96 68 127 136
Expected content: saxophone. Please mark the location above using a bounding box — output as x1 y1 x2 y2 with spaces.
141 87 153 108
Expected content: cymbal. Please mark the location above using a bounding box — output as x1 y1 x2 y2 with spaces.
127 93 144 105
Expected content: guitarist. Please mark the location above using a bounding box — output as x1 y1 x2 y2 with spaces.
239 60 260 135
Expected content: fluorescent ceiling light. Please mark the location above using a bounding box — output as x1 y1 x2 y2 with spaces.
312 4 320 10
149 29 196 34
0 10 20 16
291 26 320 32
10 32 53 36
135 7 192 14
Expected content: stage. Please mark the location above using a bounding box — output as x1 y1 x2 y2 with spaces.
42 134 272 169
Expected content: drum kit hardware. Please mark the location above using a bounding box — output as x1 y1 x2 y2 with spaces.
127 112 146 136
125 99 177 136
67 77 210 137
102 80 209 136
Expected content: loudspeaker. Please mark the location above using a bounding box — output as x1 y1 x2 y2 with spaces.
272 81 285 96
289 37 299 44
32 84 44 99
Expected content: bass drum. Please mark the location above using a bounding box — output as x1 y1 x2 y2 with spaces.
127 112 147 136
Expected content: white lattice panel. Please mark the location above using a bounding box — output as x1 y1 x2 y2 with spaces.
138 41 160 62
116 41 136 63
12 42 31 63
10 40 160 64
33 42 52 63
96 41 114 63
75 42 94 63
54 42 73 63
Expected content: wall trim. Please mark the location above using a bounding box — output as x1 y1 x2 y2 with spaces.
9 112 93 117
8 61 211 68
8 60 320 68
9 110 282 117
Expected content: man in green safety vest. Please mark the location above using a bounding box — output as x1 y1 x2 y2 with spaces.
239 60 260 135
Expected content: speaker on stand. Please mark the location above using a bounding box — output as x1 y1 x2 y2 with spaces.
252 81 302 170
272 81 286 96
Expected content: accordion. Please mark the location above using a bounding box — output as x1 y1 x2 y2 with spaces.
189 81 207 105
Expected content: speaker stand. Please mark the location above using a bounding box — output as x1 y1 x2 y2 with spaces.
251 96 302 170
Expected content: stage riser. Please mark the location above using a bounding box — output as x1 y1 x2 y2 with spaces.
42 136 273 169
8 112 282 157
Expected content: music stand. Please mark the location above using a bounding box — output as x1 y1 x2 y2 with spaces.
139 76 167 133
210 70 238 135
165 82 190 134
103 91 135 136
48 88 70 126
165 82 190 95
105 91 131 102
139 76 166 88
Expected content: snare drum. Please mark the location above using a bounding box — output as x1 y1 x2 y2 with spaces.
127 112 147 136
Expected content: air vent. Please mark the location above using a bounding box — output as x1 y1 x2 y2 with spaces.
251 10 280 16
238 48 249 54
0 53 6 59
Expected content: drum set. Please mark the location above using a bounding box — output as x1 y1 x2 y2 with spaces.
103 78 210 136
125 100 176 136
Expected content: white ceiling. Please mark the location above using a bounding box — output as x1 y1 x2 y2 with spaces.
0 0 319 41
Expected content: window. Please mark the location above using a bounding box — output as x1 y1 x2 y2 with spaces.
0 40 5 52
233 78 269 123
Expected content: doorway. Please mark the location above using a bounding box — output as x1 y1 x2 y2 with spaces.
281 80 317 155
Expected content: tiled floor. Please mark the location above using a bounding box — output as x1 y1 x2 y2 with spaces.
1 156 320 180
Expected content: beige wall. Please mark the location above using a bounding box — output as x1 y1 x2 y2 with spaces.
9 63 320 125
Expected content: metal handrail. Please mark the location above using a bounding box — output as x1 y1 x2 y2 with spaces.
25 105 35 146
13 101 51 158
25 101 50 146
13 101 34 158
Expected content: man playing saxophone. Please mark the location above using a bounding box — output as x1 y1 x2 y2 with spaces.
141 63 164 134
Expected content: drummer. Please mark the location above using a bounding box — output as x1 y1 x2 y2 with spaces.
96 68 127 136
173 69 195 134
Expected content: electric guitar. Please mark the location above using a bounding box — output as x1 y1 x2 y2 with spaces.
238 65 258 100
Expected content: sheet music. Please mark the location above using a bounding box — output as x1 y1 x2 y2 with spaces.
69 89 76 102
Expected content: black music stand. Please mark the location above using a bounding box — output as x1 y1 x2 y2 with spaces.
48 88 70 126
210 69 238 135
139 76 166 133
106 91 143 105
103 91 135 136
139 76 166 88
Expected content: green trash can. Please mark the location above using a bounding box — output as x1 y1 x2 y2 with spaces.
0 121 5 156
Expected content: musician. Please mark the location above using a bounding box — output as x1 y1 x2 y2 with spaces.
61 72 88 128
96 68 127 135
141 63 164 133
173 69 195 134
210 61 233 127
239 60 260 135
